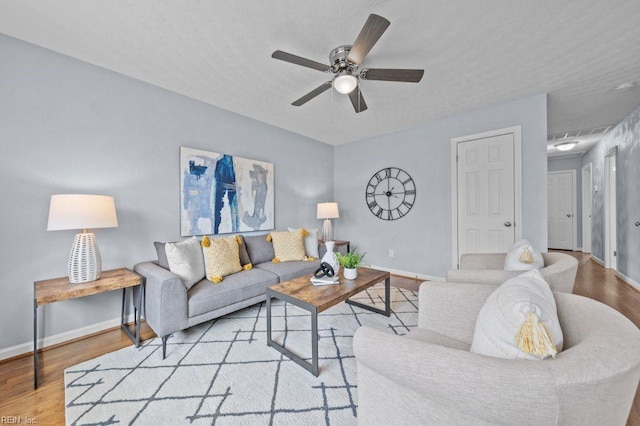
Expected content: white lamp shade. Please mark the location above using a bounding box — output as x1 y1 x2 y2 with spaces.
47 194 118 231
317 202 340 219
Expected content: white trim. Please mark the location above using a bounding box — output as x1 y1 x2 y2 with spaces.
582 162 592 253
547 169 577 250
590 254 604 266
604 148 618 270
369 265 445 282
451 125 522 268
0 314 135 361
616 271 640 292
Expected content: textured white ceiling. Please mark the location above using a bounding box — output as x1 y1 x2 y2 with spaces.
1 0 640 146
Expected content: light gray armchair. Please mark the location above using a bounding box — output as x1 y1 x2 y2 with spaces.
354 282 640 425
446 252 578 293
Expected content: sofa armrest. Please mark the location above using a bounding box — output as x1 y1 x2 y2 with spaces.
445 268 521 285
353 326 557 424
418 282 495 344
134 261 189 337
458 253 507 270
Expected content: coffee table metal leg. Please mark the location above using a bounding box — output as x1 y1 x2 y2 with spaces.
345 277 391 317
265 290 319 377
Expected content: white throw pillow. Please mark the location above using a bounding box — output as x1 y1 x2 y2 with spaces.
504 239 544 271
165 237 205 290
470 270 563 360
288 227 319 258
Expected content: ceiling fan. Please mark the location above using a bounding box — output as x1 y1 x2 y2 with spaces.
271 14 424 113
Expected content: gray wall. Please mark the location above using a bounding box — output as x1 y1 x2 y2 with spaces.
0 35 333 352
333 94 548 278
547 156 583 249
582 103 640 284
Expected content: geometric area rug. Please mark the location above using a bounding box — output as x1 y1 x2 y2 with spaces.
65 285 418 425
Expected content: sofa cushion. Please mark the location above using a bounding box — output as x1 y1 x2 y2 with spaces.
288 227 319 258
165 237 205 290
255 258 321 282
243 234 276 265
236 236 252 267
504 239 544 271
201 236 242 283
154 241 170 270
188 268 279 318
470 270 563 360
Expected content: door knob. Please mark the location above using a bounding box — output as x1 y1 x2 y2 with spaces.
504 221 512 227
566 214 572 218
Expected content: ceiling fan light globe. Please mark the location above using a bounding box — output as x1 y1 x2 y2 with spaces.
333 74 358 94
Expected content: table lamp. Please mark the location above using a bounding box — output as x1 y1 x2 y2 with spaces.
47 194 118 283
317 202 339 242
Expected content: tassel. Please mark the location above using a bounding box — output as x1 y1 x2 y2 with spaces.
304 256 315 262
236 235 243 245
519 246 534 264
272 258 280 263
266 234 272 242
301 228 309 237
201 236 211 248
211 275 223 284
243 263 253 270
516 311 557 358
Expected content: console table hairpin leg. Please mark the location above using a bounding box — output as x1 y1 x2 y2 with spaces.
33 268 143 389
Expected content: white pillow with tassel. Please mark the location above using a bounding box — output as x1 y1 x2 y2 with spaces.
504 239 544 271
470 270 563 360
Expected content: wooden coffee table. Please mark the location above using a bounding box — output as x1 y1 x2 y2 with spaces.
266 268 390 376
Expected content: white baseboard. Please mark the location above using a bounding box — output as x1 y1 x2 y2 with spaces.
590 254 604 266
616 271 640 292
0 313 135 362
369 265 445 282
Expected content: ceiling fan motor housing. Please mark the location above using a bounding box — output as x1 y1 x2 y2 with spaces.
330 45 357 74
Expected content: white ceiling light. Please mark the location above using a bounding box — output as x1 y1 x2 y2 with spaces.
555 141 578 151
333 72 358 94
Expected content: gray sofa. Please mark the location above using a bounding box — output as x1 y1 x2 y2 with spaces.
134 234 324 358
354 281 640 424
446 252 578 293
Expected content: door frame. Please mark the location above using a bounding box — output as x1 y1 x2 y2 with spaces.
604 147 617 270
581 162 592 253
547 170 577 251
451 125 522 267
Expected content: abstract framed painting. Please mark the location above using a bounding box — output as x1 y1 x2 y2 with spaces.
180 146 275 236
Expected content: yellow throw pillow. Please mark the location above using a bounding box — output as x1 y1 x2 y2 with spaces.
270 229 307 262
201 236 242 283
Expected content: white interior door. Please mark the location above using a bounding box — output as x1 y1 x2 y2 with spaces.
547 171 575 250
582 163 592 253
456 133 516 258
605 149 617 270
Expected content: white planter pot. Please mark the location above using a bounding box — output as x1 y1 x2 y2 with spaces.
344 267 358 280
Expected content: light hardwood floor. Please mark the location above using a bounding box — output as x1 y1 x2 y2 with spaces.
1 252 639 425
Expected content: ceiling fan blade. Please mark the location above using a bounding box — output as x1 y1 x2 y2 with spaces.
346 14 391 65
272 50 330 72
348 86 368 113
292 82 332 106
361 68 424 83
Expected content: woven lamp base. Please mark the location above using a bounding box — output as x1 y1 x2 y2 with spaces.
68 232 102 283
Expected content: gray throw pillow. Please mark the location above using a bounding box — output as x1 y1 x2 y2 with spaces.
154 241 170 270
236 236 252 266
243 234 275 265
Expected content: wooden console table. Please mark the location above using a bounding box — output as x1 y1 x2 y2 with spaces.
33 268 143 389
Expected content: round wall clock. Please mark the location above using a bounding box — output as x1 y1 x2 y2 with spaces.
366 167 416 220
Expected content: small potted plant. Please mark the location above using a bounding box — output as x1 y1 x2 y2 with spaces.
336 250 366 280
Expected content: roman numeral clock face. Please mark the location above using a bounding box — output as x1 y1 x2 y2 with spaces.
366 167 416 220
